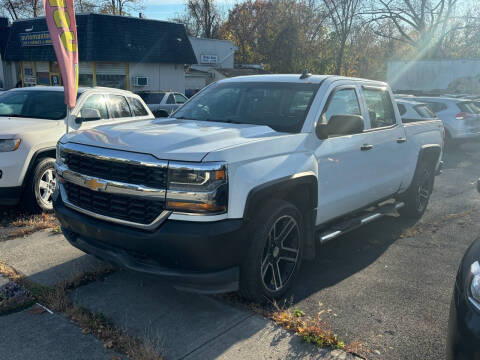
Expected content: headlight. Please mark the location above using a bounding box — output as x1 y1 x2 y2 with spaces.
0 139 21 152
469 261 480 309
56 143 66 166
166 162 227 214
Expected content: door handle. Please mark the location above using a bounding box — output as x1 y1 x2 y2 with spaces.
361 144 373 151
397 137 407 143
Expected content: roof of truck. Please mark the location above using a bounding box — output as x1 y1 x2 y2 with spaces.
220 74 387 86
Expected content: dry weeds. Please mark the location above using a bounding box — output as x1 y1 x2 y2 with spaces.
0 260 162 360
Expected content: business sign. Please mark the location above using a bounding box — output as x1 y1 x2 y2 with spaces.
200 54 218 64
19 32 52 47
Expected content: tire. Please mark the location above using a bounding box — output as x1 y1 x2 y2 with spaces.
397 160 435 220
239 199 305 303
24 157 57 213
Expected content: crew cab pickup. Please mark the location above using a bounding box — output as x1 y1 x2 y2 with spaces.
53 75 444 301
0 86 154 212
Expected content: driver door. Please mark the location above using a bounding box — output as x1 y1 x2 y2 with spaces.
314 85 380 224
70 94 110 131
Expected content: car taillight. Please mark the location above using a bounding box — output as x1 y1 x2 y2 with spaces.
456 112 470 120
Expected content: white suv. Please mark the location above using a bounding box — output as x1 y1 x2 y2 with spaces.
0 86 154 212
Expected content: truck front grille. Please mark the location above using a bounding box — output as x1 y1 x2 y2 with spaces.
64 152 167 188
64 182 165 225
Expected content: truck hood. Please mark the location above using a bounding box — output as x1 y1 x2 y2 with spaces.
63 119 281 162
0 117 61 138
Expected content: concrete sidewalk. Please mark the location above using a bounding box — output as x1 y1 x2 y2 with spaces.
0 230 359 360
0 307 125 360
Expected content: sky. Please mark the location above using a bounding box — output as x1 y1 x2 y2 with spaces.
143 0 234 21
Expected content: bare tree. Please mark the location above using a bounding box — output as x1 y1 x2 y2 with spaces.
172 0 222 38
1 0 42 19
99 0 144 16
367 0 459 55
75 0 98 14
323 0 362 75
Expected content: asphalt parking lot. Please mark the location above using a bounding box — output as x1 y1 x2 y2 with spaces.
288 140 480 359
1 141 479 360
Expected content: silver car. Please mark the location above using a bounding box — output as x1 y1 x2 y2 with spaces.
399 96 480 141
137 91 188 117
396 99 438 123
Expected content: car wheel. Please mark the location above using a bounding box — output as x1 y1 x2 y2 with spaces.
239 199 304 303
397 161 435 219
24 158 56 213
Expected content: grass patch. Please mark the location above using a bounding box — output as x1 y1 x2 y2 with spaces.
5 213 59 240
271 305 345 350
219 293 364 356
0 261 161 360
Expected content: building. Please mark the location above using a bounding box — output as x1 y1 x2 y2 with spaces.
185 36 237 92
387 60 480 94
0 14 197 92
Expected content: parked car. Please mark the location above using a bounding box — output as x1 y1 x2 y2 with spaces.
54 75 443 302
0 86 154 212
398 96 480 142
447 178 480 360
396 99 439 123
137 91 188 117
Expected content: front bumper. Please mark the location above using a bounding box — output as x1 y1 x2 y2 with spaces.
54 194 247 294
0 186 22 206
447 283 480 360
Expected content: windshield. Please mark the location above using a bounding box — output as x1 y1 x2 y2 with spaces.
0 90 67 120
173 82 319 133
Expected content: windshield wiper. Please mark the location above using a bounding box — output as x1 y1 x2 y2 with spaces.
174 116 195 120
203 118 243 124
0 114 23 117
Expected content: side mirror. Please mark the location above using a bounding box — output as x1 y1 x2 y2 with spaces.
316 114 364 139
77 108 101 124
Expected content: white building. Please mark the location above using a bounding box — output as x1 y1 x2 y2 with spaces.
185 37 237 92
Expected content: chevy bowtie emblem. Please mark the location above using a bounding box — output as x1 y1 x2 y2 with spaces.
84 178 107 192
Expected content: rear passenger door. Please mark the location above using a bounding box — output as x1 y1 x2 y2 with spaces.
360 86 408 197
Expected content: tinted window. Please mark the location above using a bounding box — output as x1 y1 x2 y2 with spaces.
138 92 165 104
173 82 319 133
458 101 480 114
80 94 108 120
364 88 396 128
322 88 361 124
166 94 175 104
414 105 436 118
129 97 149 116
174 94 187 104
108 95 131 118
397 103 407 116
424 102 447 113
0 90 66 120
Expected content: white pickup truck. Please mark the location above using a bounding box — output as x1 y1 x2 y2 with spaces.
0 86 154 212
54 75 444 301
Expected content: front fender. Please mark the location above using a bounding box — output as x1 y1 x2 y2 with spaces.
227 152 318 219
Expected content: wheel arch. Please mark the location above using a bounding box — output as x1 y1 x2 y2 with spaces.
244 174 318 260
417 144 442 170
22 147 56 188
